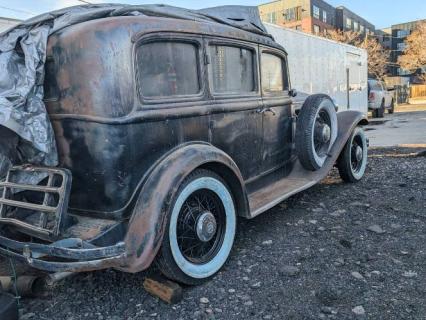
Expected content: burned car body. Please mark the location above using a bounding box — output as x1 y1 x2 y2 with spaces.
0 13 368 284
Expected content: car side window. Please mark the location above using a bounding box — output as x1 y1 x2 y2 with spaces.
261 52 289 93
208 44 256 94
136 41 200 98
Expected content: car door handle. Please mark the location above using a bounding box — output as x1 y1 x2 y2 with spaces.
257 107 276 116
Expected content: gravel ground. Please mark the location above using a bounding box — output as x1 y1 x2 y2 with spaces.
2 147 425 320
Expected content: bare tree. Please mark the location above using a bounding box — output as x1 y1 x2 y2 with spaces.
325 30 389 80
398 21 426 81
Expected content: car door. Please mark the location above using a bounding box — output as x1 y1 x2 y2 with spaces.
259 47 294 174
204 38 264 180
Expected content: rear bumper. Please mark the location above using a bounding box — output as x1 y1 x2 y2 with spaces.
0 165 133 273
368 102 379 110
0 235 127 273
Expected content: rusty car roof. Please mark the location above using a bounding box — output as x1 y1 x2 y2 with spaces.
53 15 286 53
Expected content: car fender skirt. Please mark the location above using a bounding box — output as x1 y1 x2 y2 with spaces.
121 143 247 273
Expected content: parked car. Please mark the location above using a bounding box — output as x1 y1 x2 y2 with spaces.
368 79 395 118
0 14 368 285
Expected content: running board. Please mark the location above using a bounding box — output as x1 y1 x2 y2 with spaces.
248 111 366 218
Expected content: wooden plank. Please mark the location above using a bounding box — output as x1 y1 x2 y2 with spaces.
143 274 182 304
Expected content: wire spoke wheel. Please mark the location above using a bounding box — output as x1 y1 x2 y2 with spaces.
157 169 236 285
313 110 332 158
350 135 365 174
296 94 338 171
176 189 226 264
337 127 368 183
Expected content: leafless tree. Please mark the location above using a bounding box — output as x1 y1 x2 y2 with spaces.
398 21 426 81
325 30 390 80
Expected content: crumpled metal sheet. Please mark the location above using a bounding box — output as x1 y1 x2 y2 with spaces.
0 4 270 179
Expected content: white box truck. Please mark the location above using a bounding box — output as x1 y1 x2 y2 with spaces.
265 23 368 115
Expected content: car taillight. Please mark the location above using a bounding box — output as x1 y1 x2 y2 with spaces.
369 92 375 101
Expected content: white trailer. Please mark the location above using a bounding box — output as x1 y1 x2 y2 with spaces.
265 23 368 115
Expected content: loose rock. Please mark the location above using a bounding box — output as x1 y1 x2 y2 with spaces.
352 306 366 316
367 225 385 234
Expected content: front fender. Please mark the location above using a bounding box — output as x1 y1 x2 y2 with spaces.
120 142 247 273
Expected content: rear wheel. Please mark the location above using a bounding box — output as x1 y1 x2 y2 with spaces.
156 169 236 285
388 99 395 114
337 127 368 183
377 101 385 118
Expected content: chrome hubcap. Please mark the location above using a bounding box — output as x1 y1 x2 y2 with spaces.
316 124 331 144
196 211 217 242
355 146 363 162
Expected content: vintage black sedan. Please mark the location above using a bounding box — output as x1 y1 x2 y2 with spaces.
0 11 368 285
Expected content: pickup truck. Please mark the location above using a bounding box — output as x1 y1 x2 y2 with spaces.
368 79 395 118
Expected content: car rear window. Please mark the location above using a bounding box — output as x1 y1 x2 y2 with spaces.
208 45 256 94
136 41 200 98
261 53 288 93
368 80 382 91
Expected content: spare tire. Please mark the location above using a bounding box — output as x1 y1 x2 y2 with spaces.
296 94 338 171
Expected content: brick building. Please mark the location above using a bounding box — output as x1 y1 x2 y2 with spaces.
258 0 375 37
259 0 336 35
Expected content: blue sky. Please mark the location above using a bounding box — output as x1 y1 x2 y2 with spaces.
1 0 425 29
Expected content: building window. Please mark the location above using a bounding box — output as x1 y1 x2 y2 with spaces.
265 12 277 24
261 53 288 92
322 11 327 23
397 30 410 38
397 42 406 51
208 45 255 94
313 24 320 35
313 5 320 19
284 6 302 21
360 25 365 33
366 28 370 34
397 68 410 75
346 17 352 29
136 41 200 98
353 21 359 31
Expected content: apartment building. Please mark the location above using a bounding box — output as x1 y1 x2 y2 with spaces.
390 19 425 77
335 6 375 35
258 0 336 35
259 0 375 37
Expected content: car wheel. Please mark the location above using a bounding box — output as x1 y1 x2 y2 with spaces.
388 99 395 114
156 169 236 285
337 127 368 183
378 100 385 118
296 94 338 171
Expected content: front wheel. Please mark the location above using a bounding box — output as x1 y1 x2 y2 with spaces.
156 169 236 285
337 127 368 183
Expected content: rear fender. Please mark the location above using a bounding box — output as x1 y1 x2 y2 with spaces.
121 143 247 273
336 111 368 154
